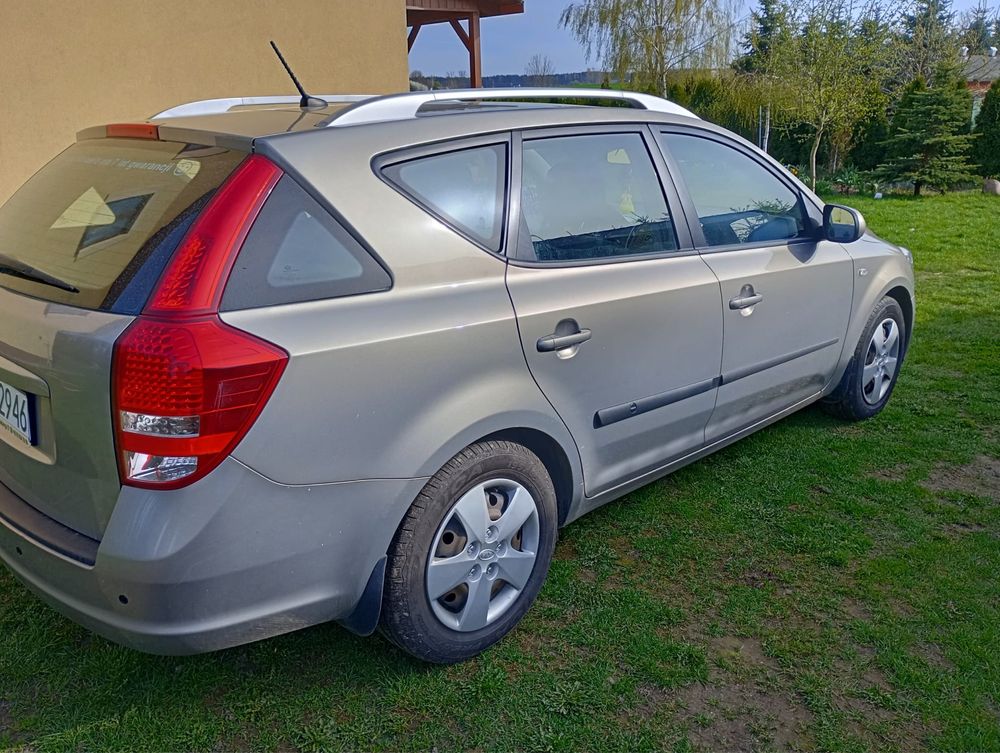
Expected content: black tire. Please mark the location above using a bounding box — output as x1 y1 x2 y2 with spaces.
823 295 906 422
379 440 558 664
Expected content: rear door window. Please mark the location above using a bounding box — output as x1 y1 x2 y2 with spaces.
0 138 244 313
381 144 507 251
221 176 390 310
519 132 678 262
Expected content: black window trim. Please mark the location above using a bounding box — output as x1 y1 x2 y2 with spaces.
372 134 512 258
507 123 699 269
653 126 824 256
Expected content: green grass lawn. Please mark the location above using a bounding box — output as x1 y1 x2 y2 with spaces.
1 193 998 753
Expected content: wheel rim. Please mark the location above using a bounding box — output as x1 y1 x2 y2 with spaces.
862 317 901 405
426 478 540 632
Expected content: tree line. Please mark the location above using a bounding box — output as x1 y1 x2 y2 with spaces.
560 0 1000 195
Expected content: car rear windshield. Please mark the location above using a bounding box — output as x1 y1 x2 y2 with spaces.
0 138 244 313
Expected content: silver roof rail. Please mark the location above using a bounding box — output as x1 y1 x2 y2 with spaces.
152 94 376 120
328 88 698 126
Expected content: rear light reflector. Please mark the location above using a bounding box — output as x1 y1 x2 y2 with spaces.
125 453 198 485
120 412 200 437
111 154 287 490
113 317 287 489
106 123 159 140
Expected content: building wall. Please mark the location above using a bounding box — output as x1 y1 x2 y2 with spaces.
0 0 409 203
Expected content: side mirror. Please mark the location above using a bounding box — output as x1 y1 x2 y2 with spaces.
823 204 866 243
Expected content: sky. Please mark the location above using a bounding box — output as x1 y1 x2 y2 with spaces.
407 0 991 78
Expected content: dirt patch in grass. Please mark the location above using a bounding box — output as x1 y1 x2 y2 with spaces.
709 635 779 672
553 539 578 561
739 569 780 590
940 521 988 537
646 635 815 751
833 691 924 752
675 675 814 752
914 642 955 672
887 597 916 619
869 465 909 482
861 664 893 694
922 455 1000 499
0 699 25 746
842 598 873 622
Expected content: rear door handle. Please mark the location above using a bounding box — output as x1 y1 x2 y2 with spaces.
536 328 592 352
729 284 763 310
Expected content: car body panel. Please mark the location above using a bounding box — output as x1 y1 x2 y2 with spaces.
699 240 854 442
221 284 581 488
830 232 915 380
0 287 131 539
505 256 723 496
0 456 425 654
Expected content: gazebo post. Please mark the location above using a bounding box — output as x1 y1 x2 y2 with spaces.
447 15 482 87
468 14 481 88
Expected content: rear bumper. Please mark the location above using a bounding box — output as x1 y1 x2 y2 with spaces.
0 458 425 654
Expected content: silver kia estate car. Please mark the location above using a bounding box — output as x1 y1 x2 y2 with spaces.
0 89 914 663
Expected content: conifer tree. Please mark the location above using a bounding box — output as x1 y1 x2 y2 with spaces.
973 80 1000 178
879 72 977 195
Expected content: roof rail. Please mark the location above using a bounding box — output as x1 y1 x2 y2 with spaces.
328 88 698 126
152 94 376 120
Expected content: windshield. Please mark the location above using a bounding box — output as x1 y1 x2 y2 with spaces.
0 138 244 313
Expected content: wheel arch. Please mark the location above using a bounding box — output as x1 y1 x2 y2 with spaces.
885 284 914 356
830 272 914 393
476 427 577 526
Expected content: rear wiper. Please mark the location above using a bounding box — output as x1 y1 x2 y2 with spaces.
0 254 79 294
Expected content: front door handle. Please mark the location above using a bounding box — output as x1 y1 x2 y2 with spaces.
536 328 592 353
729 284 763 310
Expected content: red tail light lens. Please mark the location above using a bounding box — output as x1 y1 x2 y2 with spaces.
145 155 281 316
111 154 287 489
113 317 286 489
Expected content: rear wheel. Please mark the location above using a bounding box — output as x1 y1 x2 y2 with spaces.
823 296 905 421
380 441 558 663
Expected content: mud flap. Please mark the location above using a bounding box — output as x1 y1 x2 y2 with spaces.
337 556 385 636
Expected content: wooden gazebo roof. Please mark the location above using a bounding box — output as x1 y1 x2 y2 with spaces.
406 1 525 87
406 1 524 25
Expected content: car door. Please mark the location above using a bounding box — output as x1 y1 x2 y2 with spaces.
656 129 854 443
504 126 723 497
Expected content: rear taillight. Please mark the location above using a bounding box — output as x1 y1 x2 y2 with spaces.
111 155 286 489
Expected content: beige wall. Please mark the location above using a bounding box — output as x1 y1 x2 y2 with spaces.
0 0 409 203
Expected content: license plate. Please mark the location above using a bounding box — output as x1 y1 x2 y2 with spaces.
0 379 33 446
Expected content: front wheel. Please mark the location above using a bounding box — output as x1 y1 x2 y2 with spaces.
379 441 558 663
823 295 906 421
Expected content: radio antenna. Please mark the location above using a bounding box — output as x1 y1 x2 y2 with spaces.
269 41 327 109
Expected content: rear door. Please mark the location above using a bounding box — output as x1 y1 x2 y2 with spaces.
0 135 244 538
656 130 853 442
505 127 723 497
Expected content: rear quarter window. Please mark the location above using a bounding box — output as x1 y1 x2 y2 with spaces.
380 143 507 252
220 176 390 311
